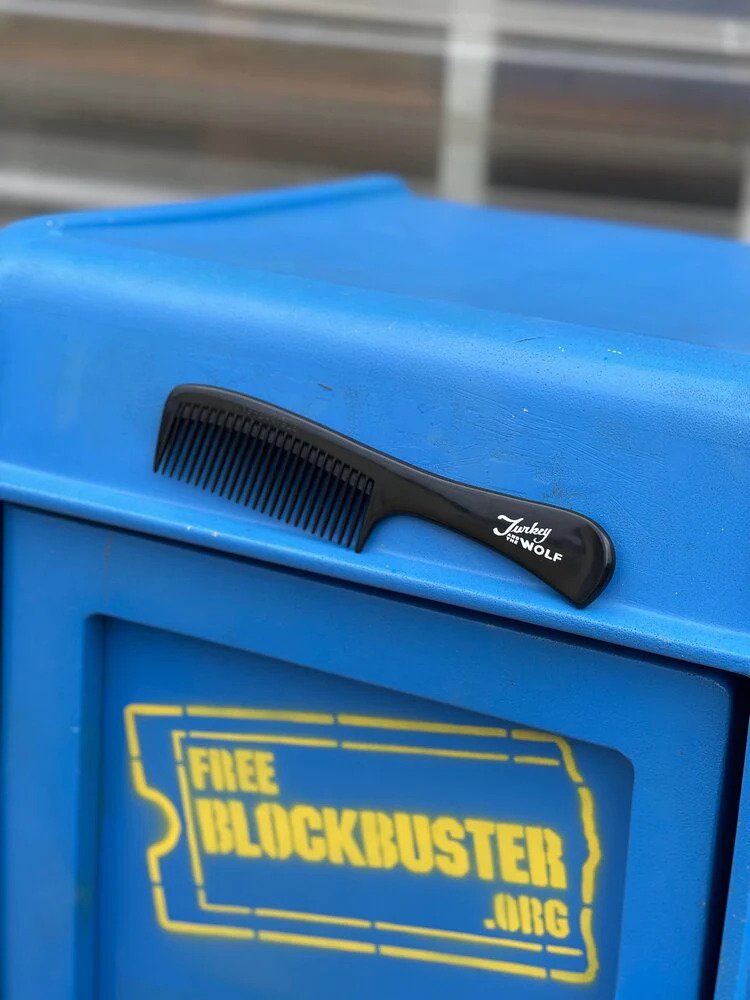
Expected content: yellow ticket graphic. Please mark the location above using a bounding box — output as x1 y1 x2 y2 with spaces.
125 703 602 984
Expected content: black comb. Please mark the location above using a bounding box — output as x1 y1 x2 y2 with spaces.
154 385 615 607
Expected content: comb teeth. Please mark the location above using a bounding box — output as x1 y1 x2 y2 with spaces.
156 401 374 548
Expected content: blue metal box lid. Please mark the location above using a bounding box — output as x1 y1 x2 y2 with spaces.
0 175 747 671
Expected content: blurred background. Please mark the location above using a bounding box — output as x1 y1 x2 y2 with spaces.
0 0 749 237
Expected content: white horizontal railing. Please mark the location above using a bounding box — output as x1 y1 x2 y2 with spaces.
0 0 748 58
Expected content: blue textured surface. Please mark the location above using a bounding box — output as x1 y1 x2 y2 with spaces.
0 176 748 670
80 179 750 352
0 509 735 999
0 177 748 998
716 722 750 1000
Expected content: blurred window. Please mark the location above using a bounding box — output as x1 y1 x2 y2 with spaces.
0 1 748 237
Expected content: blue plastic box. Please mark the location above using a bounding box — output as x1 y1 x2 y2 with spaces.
0 176 748 999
